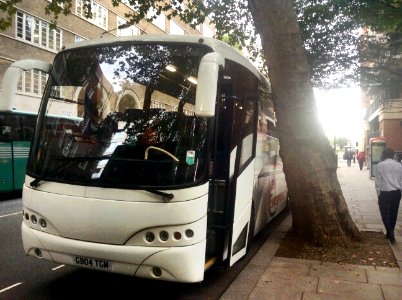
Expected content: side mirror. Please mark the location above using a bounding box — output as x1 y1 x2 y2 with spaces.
195 52 224 117
0 59 51 111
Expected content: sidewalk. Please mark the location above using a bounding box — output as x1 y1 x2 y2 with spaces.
220 158 402 299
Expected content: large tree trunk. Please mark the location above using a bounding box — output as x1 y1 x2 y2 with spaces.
249 0 362 246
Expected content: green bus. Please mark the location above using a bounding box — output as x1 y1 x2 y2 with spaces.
0 110 36 193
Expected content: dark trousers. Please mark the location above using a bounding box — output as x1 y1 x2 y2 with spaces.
378 190 401 238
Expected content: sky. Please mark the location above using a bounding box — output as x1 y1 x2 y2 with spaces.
314 87 365 143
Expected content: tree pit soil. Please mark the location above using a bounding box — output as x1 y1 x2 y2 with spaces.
275 230 398 268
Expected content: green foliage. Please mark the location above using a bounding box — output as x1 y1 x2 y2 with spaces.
0 0 400 91
294 0 361 89
350 0 402 33
343 0 402 94
0 0 20 31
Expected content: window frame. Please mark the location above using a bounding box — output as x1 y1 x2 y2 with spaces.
75 0 108 30
116 16 141 36
15 11 62 52
17 69 48 97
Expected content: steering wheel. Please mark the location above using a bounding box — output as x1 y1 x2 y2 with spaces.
144 146 179 161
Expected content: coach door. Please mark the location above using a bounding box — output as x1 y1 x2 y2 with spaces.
209 59 259 266
227 96 257 266
210 94 257 267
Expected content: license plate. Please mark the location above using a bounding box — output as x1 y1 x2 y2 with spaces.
74 256 112 270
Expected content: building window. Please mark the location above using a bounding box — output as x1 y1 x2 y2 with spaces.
16 12 62 51
121 0 137 11
76 0 108 30
17 70 47 96
203 24 214 37
75 35 86 43
117 16 140 36
147 8 166 31
170 21 185 35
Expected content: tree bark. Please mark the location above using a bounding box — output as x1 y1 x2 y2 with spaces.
249 0 362 246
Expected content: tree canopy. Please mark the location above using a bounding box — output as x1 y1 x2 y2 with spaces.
1 0 400 91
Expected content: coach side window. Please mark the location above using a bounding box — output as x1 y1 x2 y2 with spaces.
224 60 258 170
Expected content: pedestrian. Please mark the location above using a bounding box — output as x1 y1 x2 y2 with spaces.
357 151 365 170
346 150 353 166
375 147 402 243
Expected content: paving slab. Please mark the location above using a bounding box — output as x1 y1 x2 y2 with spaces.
302 291 350 300
273 256 322 266
248 285 304 299
249 272 318 300
219 264 265 300
263 259 311 277
381 285 402 300
317 277 384 300
366 268 402 286
309 263 368 282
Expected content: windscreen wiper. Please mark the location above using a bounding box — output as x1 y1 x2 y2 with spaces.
145 189 174 202
30 157 175 203
30 177 42 188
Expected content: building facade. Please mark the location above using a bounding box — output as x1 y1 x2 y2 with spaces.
361 29 402 158
363 90 402 157
0 0 215 113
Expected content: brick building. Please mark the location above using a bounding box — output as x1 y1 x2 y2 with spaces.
363 92 402 157
0 0 215 113
361 29 402 158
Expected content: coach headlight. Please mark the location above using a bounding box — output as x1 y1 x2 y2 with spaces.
22 207 60 236
39 218 47 228
125 216 207 247
145 232 155 243
159 231 169 242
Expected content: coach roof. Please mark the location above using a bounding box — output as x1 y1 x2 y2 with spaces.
62 35 265 83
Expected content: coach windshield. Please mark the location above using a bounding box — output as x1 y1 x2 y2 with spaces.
27 42 212 189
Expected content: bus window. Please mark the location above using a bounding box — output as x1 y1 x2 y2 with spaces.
0 114 13 141
239 97 257 168
17 114 36 141
224 60 258 171
1 125 12 140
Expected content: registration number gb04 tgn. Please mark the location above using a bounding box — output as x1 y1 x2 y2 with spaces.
74 256 112 270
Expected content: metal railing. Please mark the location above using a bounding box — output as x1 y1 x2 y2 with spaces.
365 98 402 120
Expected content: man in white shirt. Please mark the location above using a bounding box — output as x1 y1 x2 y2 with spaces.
375 147 402 244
